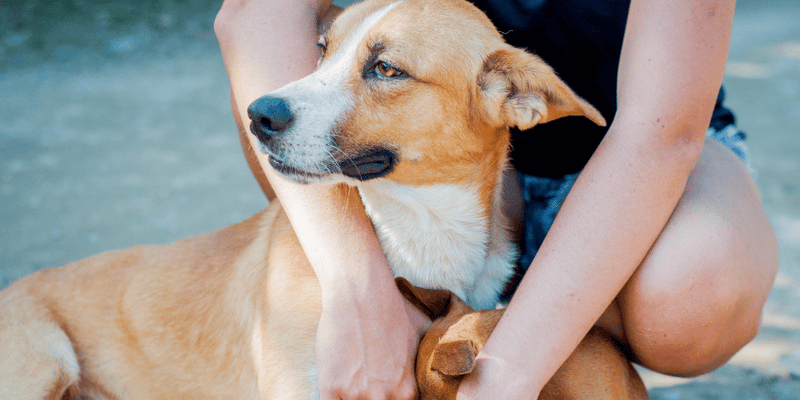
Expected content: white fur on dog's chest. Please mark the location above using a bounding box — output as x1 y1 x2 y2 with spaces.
358 181 515 309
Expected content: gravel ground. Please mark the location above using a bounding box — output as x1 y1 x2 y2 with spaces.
1 0 799 398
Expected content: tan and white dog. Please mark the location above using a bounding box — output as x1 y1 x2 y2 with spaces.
0 0 623 399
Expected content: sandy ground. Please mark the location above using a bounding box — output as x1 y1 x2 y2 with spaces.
1 0 799 398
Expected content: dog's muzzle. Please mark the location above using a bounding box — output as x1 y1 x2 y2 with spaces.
247 95 397 182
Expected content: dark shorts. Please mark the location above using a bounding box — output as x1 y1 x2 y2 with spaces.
501 117 753 301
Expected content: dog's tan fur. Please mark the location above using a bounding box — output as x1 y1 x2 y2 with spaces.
0 207 325 399
0 0 641 399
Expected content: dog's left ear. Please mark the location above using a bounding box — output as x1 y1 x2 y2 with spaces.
430 339 479 376
477 46 607 130
395 277 453 320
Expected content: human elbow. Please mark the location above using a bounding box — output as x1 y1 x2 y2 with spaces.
669 111 713 168
637 105 710 168
671 124 707 164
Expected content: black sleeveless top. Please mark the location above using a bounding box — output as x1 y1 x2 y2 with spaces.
469 0 631 178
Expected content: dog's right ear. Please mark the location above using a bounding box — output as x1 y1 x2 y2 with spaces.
477 46 606 130
430 339 479 376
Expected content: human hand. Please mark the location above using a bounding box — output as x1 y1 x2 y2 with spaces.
315 288 425 400
456 354 541 400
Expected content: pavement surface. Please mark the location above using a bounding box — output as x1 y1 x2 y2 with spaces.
1 0 799 398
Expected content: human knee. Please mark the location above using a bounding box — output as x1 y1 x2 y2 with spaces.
679 178 779 289
625 236 771 375
626 272 763 377
633 316 759 377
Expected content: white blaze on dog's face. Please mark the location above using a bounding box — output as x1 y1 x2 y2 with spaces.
247 0 605 188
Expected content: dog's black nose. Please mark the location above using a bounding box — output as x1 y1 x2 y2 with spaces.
247 96 293 141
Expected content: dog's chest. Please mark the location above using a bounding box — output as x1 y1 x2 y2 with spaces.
358 181 513 309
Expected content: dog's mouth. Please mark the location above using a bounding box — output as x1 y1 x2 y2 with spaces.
267 156 327 183
267 149 397 183
338 150 397 181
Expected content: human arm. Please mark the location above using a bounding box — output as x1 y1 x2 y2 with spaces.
214 1 423 399
457 0 735 397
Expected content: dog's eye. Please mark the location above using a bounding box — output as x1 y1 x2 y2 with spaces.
316 36 327 52
375 62 404 78
316 38 327 64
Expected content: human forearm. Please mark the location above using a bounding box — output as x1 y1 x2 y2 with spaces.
215 0 326 199
215 0 384 297
217 0 332 200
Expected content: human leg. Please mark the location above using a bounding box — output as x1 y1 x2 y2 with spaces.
600 137 778 376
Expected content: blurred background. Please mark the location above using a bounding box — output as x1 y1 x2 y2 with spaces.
1 0 798 398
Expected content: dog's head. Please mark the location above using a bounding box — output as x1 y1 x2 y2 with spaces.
395 277 503 400
248 0 605 186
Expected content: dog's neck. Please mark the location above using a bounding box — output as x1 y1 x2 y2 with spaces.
357 172 516 310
